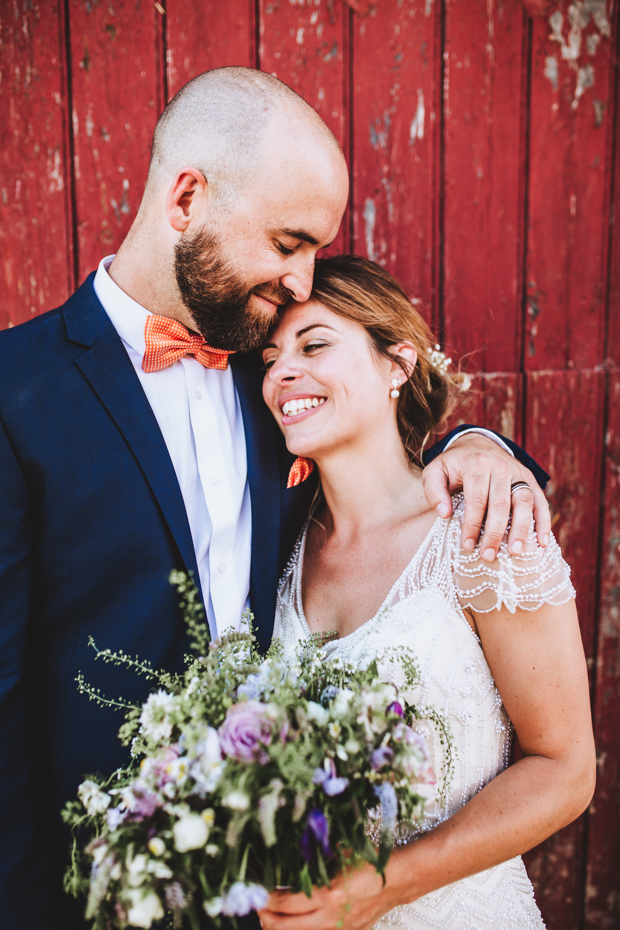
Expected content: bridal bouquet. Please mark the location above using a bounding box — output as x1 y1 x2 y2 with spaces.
63 573 440 929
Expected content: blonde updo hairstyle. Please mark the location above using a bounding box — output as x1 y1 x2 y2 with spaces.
310 255 467 466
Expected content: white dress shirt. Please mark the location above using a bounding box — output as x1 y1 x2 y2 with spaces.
94 255 251 639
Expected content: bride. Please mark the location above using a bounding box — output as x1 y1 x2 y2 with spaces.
256 255 595 930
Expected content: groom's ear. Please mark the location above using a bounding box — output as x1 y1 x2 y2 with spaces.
166 167 209 232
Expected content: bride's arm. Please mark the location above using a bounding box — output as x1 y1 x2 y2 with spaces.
257 598 595 930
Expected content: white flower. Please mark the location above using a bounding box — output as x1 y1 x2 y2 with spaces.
125 889 164 928
147 837 165 857
173 812 209 852
306 701 329 725
165 757 189 785
331 689 354 718
126 853 148 887
78 780 111 816
146 859 173 879
201 808 215 828
206 844 219 856
223 790 250 811
106 805 127 830
191 727 225 794
204 897 224 917
139 689 177 743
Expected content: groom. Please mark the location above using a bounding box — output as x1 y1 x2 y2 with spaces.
0 68 548 929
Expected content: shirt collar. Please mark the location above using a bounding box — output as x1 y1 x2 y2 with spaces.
93 254 150 358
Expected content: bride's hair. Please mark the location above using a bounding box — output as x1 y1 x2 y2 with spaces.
310 254 468 466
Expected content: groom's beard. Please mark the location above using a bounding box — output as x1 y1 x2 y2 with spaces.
174 226 289 353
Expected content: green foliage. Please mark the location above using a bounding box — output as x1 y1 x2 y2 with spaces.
64 572 451 929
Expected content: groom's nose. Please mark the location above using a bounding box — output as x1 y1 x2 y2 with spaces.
279 254 314 303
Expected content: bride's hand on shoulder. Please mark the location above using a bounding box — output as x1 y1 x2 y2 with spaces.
257 862 400 930
422 433 551 562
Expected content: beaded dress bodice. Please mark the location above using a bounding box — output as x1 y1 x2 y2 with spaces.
273 494 575 929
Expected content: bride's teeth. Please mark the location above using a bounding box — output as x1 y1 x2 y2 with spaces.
304 398 312 409
319 398 325 405
312 398 318 407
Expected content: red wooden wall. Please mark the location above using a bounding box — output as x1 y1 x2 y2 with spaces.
1 1 618 926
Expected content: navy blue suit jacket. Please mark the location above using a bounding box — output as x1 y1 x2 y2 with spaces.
0 277 546 928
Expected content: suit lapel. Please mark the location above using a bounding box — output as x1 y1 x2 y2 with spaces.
230 353 283 653
64 278 201 596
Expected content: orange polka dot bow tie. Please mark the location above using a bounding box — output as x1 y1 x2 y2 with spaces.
287 456 315 488
142 315 235 373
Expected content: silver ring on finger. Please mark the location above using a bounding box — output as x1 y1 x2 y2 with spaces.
510 480 532 496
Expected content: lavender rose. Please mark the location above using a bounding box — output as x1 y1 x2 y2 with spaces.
219 701 274 764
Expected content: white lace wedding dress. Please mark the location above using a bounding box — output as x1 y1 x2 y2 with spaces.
273 494 575 929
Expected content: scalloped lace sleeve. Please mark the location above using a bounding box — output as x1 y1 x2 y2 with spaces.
448 497 575 615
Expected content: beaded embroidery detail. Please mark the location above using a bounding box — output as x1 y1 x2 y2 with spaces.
273 493 570 928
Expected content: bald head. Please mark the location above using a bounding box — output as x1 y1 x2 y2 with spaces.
146 67 343 210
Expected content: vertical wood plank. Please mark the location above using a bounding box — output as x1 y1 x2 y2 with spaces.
442 0 528 372
0 0 73 326
584 371 620 929
437 373 522 446
606 14 620 369
523 368 605 930
68 0 163 279
351 0 440 312
525 11 615 369
166 0 255 100
258 0 349 254
482 372 523 445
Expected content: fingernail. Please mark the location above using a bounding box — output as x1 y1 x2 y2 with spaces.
542 534 549 547
511 540 523 555
463 538 475 551
482 548 496 562
436 502 449 518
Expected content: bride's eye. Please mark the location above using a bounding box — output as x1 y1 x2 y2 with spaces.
262 357 277 371
303 342 328 354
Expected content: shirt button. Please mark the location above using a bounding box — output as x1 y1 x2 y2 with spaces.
218 563 226 575
193 390 202 400
209 476 220 486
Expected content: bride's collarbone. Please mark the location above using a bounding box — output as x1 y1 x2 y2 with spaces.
301 510 437 639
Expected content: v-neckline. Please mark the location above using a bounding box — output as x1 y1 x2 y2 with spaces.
294 506 443 645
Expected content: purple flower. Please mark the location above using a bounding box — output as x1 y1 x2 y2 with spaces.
370 746 394 770
313 758 349 796
323 776 349 796
222 882 269 916
373 782 398 837
300 808 331 864
387 701 404 717
121 781 161 822
219 701 273 764
165 882 189 909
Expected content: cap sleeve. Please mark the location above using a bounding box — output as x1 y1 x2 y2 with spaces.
448 497 575 615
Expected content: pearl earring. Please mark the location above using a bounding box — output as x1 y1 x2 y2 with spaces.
390 379 400 399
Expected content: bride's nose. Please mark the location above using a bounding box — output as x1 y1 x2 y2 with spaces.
266 351 303 385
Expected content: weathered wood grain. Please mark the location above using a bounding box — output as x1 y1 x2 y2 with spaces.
0 0 73 326
525 10 614 369
442 0 528 372
584 370 620 929
523 368 605 930
351 0 440 317
258 0 349 255
606 13 620 369
67 0 162 279
438 372 522 446
166 0 255 100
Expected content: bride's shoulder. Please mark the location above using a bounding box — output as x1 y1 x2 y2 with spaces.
443 492 575 615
